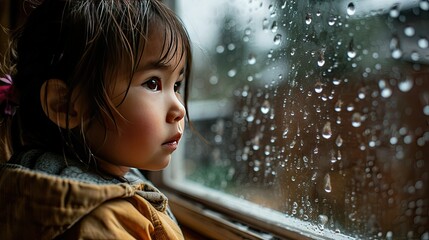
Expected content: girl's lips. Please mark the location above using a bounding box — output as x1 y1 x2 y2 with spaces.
162 133 182 151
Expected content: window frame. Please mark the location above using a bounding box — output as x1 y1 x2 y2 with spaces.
150 102 353 240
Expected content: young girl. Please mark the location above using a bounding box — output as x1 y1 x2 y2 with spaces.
0 0 191 239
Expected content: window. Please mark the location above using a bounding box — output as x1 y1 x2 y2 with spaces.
161 0 429 239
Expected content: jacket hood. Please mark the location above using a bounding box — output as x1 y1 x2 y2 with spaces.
0 163 167 239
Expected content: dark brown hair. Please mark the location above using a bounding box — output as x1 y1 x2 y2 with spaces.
0 0 192 162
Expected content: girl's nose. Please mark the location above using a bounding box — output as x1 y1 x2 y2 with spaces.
166 95 186 123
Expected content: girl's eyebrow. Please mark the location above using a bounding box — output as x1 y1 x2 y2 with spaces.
138 59 186 75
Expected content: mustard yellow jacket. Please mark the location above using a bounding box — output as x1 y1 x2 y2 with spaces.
0 150 184 239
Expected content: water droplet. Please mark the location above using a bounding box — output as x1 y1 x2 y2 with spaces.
318 214 329 230
334 100 343 112
253 160 261 171
332 78 341 85
390 36 402 59
330 150 337 163
282 127 289 138
314 81 323 93
252 138 260 151
228 69 237 77
271 21 278 33
216 45 225 53
336 135 343 147
337 150 342 161
347 2 356 16
209 75 219 85
398 78 414 92
358 87 366 99
418 37 429 49
347 50 357 58
305 13 312 25
389 4 400 18
348 211 357 221
261 100 270 114
262 18 269 30
314 147 319 154
264 145 271 156
420 0 429 11
352 112 362 127
347 39 357 58
404 26 415 37
244 27 252 36
322 122 332 139
273 34 282 45
317 52 325 67
391 48 403 59
324 174 332 193
381 88 392 98
328 15 337 26
229 44 239 53
248 54 257 65
424 105 429 116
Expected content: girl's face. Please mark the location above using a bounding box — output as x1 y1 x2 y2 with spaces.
85 32 187 176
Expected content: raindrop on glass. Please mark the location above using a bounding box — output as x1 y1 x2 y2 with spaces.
390 36 402 59
328 15 337 26
323 174 332 193
248 54 257 65
289 140 296 149
330 150 337 163
317 52 325 67
333 78 341 85
318 214 329 230
381 88 392 98
389 4 400 18
261 100 270 114
216 45 225 53
305 13 312 25
262 18 269 30
404 26 415 37
347 39 357 58
398 78 414 92
420 0 429 11
228 69 237 77
274 34 282 45
351 112 362 127
271 21 278 33
424 105 429 116
282 127 289 138
336 135 343 147
264 145 271 156
347 2 356 16
335 100 343 112
418 37 429 49
411 51 420 61
322 122 332 139
314 81 323 93
391 49 403 59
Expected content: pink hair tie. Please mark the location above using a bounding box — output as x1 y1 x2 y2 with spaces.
0 74 17 116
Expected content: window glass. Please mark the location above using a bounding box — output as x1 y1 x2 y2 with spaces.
166 0 429 239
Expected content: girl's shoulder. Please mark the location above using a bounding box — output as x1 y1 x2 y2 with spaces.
8 148 119 184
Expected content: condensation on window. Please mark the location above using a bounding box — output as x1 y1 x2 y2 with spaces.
172 0 429 239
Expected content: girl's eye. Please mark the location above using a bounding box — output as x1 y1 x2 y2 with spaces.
142 78 161 91
174 81 183 93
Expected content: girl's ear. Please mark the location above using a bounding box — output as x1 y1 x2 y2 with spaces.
40 79 82 129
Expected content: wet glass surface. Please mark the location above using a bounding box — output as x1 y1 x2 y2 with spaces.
170 0 429 238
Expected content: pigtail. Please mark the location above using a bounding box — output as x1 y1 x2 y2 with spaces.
0 9 25 163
